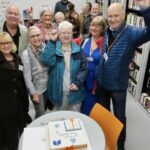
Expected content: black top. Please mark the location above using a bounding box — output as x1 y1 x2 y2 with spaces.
54 0 70 14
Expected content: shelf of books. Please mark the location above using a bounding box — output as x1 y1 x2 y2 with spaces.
126 0 150 115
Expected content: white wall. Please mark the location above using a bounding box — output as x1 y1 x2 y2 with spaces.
0 0 95 20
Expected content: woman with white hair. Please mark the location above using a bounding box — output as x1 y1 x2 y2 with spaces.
54 12 65 27
41 21 88 111
0 32 28 150
21 26 48 118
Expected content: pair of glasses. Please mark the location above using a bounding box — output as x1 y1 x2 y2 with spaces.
0 41 12 46
60 32 72 36
30 34 41 39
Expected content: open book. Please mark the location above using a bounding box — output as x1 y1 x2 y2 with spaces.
22 118 92 150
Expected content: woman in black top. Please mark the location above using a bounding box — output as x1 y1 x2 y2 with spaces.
0 32 28 150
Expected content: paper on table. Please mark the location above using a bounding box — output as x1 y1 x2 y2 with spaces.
22 127 49 150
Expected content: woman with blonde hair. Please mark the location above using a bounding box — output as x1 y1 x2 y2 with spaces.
0 32 28 150
81 16 106 115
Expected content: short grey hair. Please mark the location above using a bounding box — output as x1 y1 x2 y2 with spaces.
54 12 65 20
58 21 73 32
40 7 53 18
27 26 41 37
6 4 21 18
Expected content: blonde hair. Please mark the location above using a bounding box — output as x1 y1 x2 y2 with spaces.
90 16 106 35
0 32 17 53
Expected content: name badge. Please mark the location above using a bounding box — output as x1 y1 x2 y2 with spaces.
19 65 23 71
103 52 108 62
87 57 93 62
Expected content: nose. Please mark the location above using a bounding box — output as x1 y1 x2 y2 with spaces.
34 36 38 39
3 44 10 48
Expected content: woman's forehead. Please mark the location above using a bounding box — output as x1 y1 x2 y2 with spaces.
60 28 72 32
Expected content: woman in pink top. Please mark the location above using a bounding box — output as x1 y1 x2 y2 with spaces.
36 8 54 43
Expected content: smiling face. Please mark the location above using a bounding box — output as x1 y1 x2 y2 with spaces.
59 28 72 44
41 10 53 26
0 32 13 55
55 12 65 25
107 3 125 31
91 3 100 17
58 21 73 44
90 24 103 38
28 27 43 48
6 4 20 27
90 16 106 38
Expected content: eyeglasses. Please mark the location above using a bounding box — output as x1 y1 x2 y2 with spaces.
30 34 41 39
60 32 72 36
0 41 12 46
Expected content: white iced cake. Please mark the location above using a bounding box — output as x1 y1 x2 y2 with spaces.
48 118 88 150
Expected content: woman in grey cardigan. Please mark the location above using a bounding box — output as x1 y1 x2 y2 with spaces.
21 26 48 118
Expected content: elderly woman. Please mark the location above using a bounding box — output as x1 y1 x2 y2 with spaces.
36 7 54 43
41 21 88 111
0 32 28 150
81 16 106 115
21 26 48 118
54 12 65 27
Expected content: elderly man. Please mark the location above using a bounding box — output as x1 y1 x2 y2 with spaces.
96 0 150 150
91 2 102 18
0 4 28 56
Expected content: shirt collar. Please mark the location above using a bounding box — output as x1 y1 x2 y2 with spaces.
108 21 126 34
3 21 21 37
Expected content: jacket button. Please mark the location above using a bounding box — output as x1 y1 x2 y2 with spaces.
14 89 17 93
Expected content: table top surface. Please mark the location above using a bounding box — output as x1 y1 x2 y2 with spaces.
19 111 105 150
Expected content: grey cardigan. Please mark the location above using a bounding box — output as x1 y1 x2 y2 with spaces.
21 44 48 95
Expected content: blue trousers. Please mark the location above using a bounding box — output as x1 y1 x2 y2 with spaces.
96 86 127 144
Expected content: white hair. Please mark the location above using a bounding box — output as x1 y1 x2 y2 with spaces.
58 21 73 32
27 25 41 37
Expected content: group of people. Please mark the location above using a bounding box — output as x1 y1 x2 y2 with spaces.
0 0 150 150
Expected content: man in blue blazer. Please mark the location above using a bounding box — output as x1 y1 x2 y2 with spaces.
96 0 150 149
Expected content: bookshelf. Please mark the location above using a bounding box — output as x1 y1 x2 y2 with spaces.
126 0 150 115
